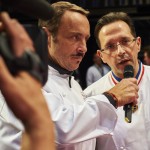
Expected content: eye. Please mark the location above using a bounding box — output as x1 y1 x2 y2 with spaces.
72 35 81 41
106 44 116 50
121 39 130 46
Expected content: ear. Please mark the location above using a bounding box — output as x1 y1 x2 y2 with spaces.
136 36 141 53
42 27 51 47
97 50 107 63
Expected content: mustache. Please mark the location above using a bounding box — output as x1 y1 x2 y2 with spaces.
74 52 85 57
118 55 131 63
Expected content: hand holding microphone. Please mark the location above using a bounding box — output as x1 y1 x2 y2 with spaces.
107 66 139 119
123 65 134 123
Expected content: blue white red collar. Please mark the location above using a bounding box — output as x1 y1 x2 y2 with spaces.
110 61 144 85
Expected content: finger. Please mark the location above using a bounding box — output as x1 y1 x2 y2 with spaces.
0 12 31 41
0 12 16 35
0 57 41 89
128 78 138 84
132 98 138 106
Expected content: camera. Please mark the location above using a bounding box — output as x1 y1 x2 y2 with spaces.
23 24 48 85
0 24 48 85
0 0 54 85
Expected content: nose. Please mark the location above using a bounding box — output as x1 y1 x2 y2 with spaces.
117 43 125 55
78 39 87 53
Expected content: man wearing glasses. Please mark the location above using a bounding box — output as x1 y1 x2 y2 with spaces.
84 12 150 150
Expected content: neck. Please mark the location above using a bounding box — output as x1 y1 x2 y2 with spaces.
48 57 73 75
112 61 141 81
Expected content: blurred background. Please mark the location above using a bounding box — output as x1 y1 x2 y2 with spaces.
1 0 150 89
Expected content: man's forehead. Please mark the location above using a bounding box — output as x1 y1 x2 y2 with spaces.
98 21 132 43
58 11 90 36
100 21 130 35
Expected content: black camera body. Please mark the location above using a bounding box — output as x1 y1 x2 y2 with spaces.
0 25 48 85
0 0 55 85
24 25 48 85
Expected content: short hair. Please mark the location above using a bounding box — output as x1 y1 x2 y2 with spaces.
38 1 89 39
143 45 150 57
94 12 136 49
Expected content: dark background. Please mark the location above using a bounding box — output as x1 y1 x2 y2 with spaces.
2 0 150 89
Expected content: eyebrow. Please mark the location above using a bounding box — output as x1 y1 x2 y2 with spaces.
105 36 131 44
70 32 90 39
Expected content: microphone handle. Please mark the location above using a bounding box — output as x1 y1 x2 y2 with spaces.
123 103 132 123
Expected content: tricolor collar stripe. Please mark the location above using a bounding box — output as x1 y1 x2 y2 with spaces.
137 64 144 85
110 62 144 85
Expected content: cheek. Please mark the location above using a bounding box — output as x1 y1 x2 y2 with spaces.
101 54 112 64
100 54 107 63
104 56 117 69
130 48 139 59
133 43 140 55
107 60 115 69
60 42 74 55
55 42 67 55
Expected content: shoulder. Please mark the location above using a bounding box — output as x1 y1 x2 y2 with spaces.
143 65 150 79
84 71 111 96
144 65 150 71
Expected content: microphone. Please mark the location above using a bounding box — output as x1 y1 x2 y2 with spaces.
0 0 55 20
123 65 134 123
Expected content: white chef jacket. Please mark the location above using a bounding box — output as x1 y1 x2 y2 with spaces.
0 92 23 150
0 140 16 150
0 64 117 150
0 117 23 150
42 65 118 150
84 62 150 150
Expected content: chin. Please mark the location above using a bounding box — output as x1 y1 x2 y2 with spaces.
114 65 124 73
68 66 78 71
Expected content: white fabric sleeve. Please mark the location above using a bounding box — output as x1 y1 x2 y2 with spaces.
43 91 117 145
0 117 22 150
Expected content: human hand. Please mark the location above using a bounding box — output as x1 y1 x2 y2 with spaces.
0 51 55 150
0 12 46 85
108 78 139 107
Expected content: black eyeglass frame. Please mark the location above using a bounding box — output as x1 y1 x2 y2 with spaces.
100 38 137 53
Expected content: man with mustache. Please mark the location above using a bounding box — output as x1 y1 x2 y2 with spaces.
84 12 150 150
38 2 138 150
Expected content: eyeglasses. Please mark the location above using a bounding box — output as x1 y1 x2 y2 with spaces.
100 38 137 55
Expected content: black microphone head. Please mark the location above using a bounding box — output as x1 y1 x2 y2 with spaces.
123 65 134 78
